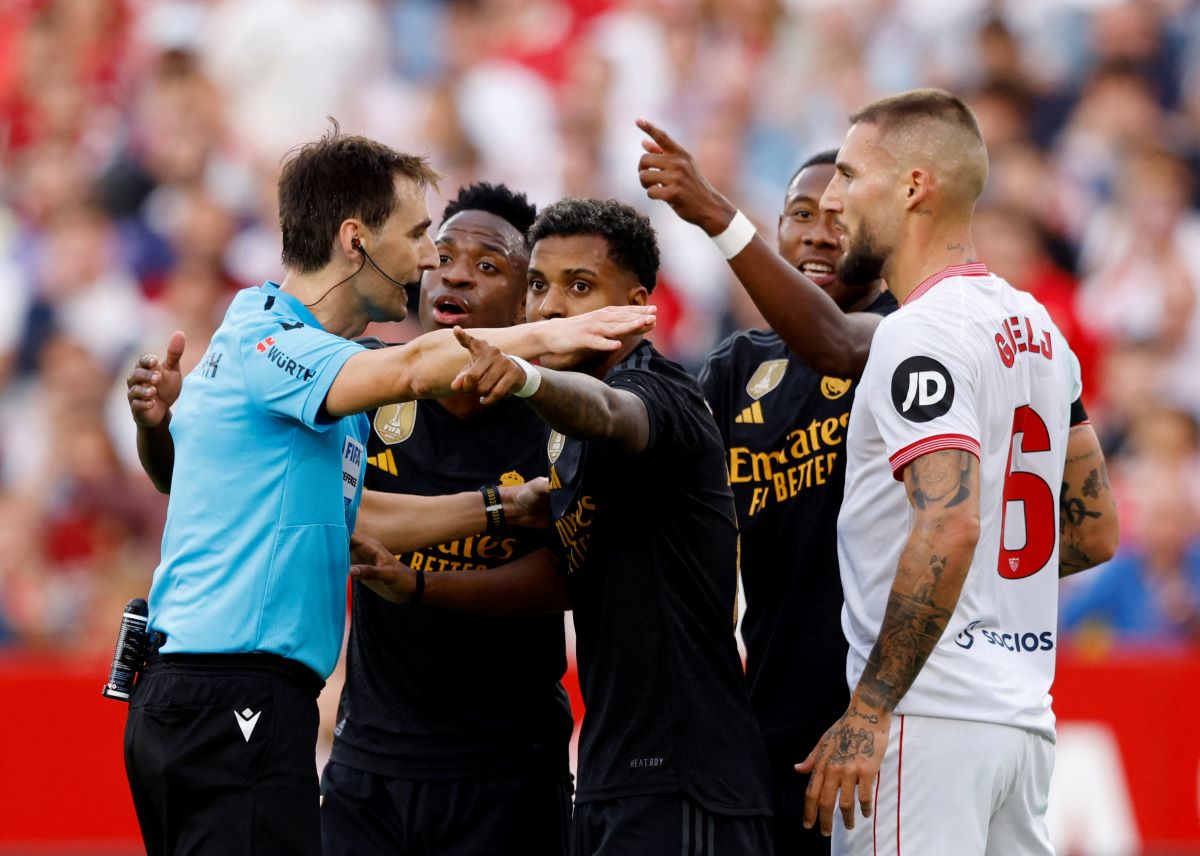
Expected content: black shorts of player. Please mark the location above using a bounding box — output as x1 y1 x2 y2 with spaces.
571 795 773 856
320 761 572 856
767 725 833 856
124 653 325 856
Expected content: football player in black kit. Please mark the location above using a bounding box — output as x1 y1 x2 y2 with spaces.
320 183 574 856
350 198 774 856
635 121 894 854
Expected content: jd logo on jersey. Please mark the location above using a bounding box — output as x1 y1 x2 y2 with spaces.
891 356 954 423
374 401 417 444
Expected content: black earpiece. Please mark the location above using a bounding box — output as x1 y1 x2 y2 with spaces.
351 236 364 252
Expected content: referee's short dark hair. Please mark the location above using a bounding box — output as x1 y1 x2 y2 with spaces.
528 198 660 291
278 119 440 273
442 183 538 237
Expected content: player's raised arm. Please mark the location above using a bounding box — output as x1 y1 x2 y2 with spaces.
636 118 881 379
350 534 569 616
799 448 981 836
1058 419 1119 576
451 328 650 455
323 305 655 417
126 331 186 493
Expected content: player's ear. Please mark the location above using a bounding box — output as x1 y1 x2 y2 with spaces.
904 169 930 212
627 286 649 307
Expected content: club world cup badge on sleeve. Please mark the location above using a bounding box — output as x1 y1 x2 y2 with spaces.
374 401 417 444
745 360 787 401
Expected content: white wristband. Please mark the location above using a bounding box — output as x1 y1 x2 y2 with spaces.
710 210 756 259
507 354 543 398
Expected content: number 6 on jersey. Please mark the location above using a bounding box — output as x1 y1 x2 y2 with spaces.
998 405 1055 579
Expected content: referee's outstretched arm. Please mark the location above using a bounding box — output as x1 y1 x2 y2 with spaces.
323 305 654 416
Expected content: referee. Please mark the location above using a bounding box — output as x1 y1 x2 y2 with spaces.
122 128 655 856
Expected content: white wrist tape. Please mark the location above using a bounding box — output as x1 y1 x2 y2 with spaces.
710 210 756 259
507 354 543 398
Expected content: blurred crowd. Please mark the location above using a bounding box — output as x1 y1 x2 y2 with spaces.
0 0 1198 654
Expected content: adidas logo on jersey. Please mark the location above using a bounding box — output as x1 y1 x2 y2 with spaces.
368 448 398 476
735 402 764 424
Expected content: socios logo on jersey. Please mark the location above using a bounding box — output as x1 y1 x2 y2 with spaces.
890 355 954 422
954 620 1054 653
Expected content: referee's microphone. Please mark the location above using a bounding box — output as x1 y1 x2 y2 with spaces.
353 236 414 291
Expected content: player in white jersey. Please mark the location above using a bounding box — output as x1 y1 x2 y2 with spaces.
797 90 1120 856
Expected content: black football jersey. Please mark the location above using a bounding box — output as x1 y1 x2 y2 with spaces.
330 393 573 780
697 291 897 760
547 341 771 815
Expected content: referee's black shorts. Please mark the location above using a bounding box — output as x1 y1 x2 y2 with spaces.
124 653 325 856
320 761 573 856
571 794 772 856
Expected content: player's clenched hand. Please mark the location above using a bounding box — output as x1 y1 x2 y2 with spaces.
451 327 527 405
636 118 737 237
503 476 550 529
796 704 890 836
127 331 186 428
539 305 656 358
349 532 418 603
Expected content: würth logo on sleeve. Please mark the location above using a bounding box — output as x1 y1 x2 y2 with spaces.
891 356 954 423
257 337 316 382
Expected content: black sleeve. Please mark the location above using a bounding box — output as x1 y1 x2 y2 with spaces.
696 354 731 450
1070 397 1089 427
608 369 712 459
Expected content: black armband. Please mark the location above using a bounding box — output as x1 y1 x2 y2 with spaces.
480 483 505 532
411 568 425 604
1070 397 1089 427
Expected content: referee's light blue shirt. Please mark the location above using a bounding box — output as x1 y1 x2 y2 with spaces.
148 282 368 679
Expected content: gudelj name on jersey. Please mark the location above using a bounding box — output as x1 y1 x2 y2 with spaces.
994 314 1054 368
405 534 518 572
729 412 850 516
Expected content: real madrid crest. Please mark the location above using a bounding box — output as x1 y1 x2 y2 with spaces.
373 401 418 444
547 430 566 463
745 359 787 401
820 376 853 400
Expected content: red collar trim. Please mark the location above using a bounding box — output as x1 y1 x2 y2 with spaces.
904 262 990 305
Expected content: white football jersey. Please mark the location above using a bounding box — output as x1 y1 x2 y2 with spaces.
838 263 1081 739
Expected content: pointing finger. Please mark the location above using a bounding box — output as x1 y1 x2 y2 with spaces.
636 118 682 154
453 326 484 355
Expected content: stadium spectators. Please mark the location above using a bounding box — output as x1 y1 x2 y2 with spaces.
0 0 1197 657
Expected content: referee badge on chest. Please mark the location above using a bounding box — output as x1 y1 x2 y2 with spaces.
746 359 787 400
374 401 417 444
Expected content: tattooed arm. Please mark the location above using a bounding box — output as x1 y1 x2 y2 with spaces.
521 367 650 454
1059 423 1119 576
798 449 981 836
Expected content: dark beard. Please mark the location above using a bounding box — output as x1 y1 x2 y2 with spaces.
838 225 887 287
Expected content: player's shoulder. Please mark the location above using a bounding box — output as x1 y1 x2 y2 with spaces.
702 328 787 376
609 341 705 399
